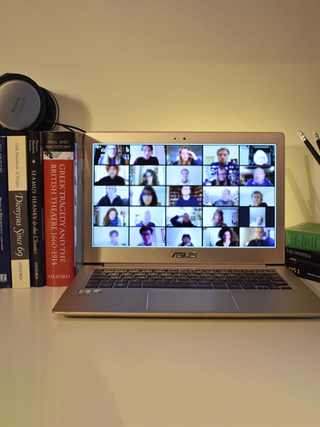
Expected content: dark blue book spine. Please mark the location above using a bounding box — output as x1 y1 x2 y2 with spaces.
27 132 46 287
0 136 12 288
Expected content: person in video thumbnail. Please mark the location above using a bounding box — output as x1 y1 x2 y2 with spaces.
249 190 268 207
95 165 125 185
137 226 158 246
98 145 125 165
245 167 272 186
176 168 193 185
178 234 194 246
173 147 201 165
103 208 122 226
212 167 231 186
170 213 196 227
212 147 236 166
136 210 156 227
212 209 227 227
140 169 159 185
133 145 159 165
247 227 274 246
215 227 237 247
213 189 234 207
250 216 264 227
108 230 124 246
175 186 199 206
139 186 158 206
97 186 125 206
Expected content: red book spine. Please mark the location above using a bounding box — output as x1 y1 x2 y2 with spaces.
43 132 75 286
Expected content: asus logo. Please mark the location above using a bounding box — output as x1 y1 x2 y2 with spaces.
172 252 197 258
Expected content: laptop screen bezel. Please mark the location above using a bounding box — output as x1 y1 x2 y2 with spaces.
82 131 285 266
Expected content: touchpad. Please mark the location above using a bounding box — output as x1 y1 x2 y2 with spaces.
147 290 239 314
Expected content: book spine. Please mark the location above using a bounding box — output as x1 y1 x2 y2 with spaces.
285 228 320 252
27 131 46 287
43 131 75 287
7 135 31 288
285 247 320 265
286 260 320 283
0 137 12 288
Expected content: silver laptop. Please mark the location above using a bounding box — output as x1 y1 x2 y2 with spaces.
53 132 320 317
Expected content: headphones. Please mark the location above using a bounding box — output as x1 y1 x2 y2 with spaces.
0 73 59 136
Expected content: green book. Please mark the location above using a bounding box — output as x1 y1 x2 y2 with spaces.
285 222 320 252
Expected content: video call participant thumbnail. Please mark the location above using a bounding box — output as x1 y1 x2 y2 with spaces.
137 226 158 246
95 165 126 185
133 145 160 165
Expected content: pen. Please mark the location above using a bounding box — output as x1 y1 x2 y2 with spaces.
297 130 320 165
312 131 320 151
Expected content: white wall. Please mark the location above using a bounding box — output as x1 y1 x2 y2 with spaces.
2 0 320 226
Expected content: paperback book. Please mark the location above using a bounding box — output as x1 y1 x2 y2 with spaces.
27 131 46 286
42 131 83 286
7 135 31 288
0 136 12 288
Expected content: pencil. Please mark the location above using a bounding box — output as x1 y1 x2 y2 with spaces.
312 131 320 151
297 130 320 165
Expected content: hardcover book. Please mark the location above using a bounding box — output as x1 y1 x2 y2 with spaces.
27 131 46 286
43 131 77 286
286 259 320 283
285 222 320 252
285 247 320 265
0 136 12 288
7 135 31 288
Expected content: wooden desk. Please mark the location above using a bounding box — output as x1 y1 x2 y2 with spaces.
1 281 320 427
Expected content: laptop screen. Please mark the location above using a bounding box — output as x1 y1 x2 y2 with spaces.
83 133 285 265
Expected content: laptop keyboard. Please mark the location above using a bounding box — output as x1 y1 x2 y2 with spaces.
85 268 292 290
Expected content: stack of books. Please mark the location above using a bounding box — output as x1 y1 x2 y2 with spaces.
0 131 83 289
285 222 320 282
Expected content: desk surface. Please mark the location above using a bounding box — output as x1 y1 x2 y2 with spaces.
1 281 320 427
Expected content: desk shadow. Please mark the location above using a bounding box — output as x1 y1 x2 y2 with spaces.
285 154 320 222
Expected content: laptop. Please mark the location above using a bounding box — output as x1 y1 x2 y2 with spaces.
53 132 320 317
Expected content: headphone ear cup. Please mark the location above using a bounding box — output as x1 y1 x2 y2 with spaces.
0 73 59 135
36 88 59 131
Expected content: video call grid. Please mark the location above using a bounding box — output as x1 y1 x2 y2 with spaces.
91 143 276 247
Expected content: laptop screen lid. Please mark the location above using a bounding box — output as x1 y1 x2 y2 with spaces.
82 132 285 268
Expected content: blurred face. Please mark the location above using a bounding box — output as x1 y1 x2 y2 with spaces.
217 169 227 180
256 216 263 225
252 192 262 206
107 145 117 158
214 211 222 222
183 213 190 223
110 232 118 245
108 166 117 178
221 189 230 201
223 231 231 242
183 236 191 244
181 186 191 197
145 172 153 184
109 210 116 220
180 149 190 162
141 229 152 245
107 186 116 196
142 190 153 206
181 169 189 182
256 227 264 239
142 146 152 160
253 168 265 184
144 211 151 223
218 149 229 164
